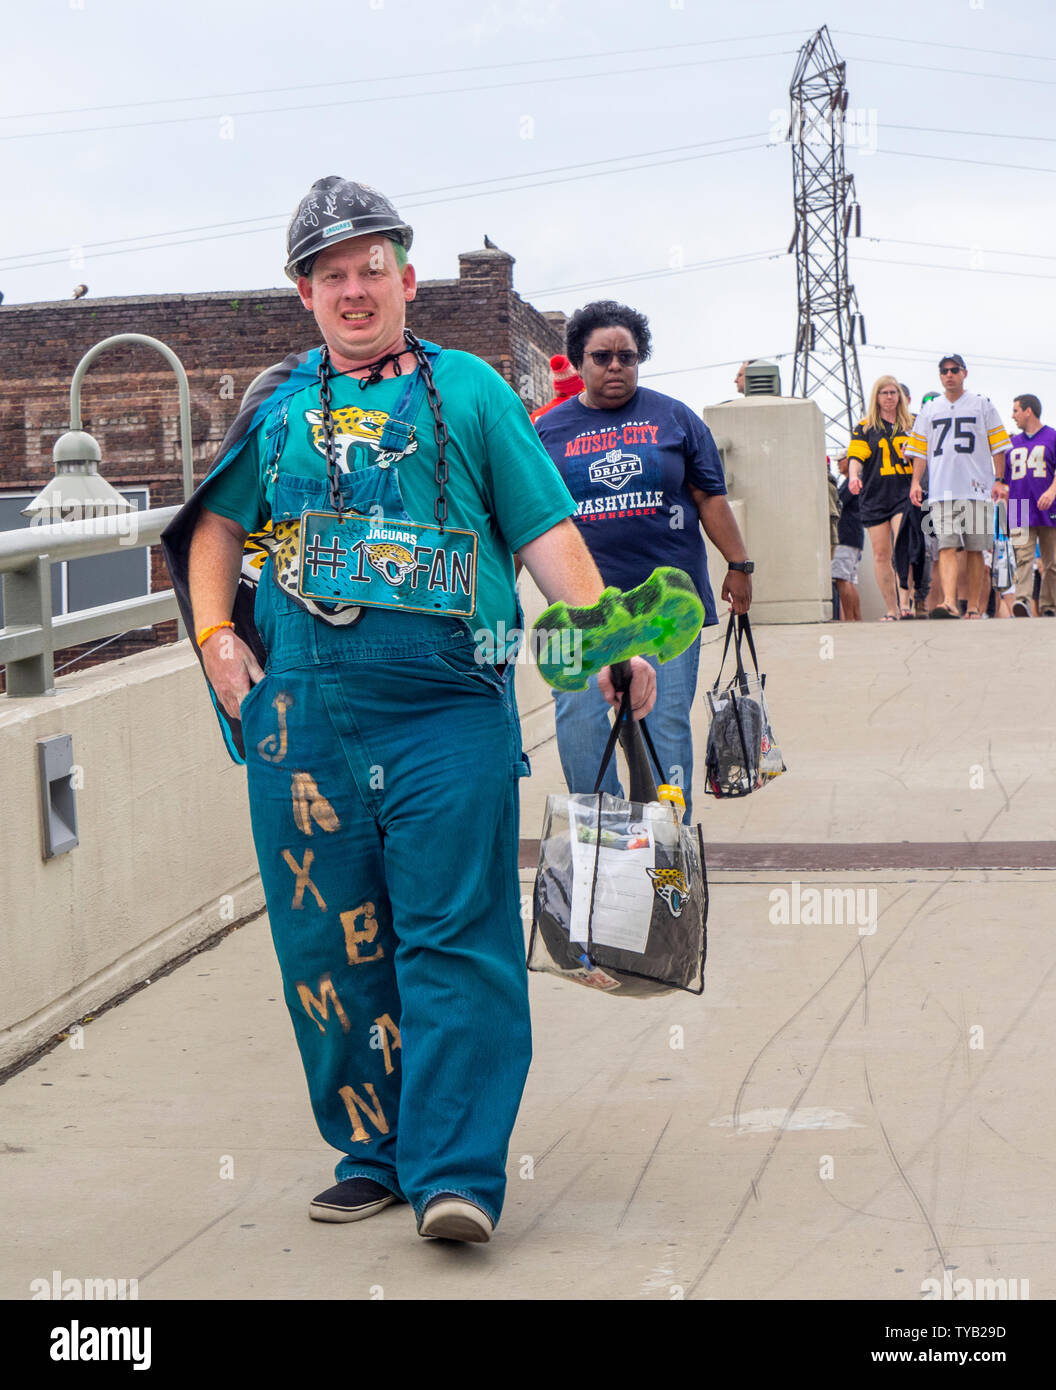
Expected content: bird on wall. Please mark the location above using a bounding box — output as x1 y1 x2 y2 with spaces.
483 236 499 250
72 284 88 299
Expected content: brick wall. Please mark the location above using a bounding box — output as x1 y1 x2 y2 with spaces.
0 247 565 683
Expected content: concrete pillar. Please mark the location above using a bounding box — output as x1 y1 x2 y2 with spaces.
702 396 832 624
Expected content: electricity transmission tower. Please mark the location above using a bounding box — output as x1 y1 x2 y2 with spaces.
789 26 865 455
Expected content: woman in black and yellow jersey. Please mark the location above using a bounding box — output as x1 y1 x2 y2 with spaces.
846 376 915 620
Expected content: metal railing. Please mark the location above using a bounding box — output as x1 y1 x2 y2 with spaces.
0 507 181 697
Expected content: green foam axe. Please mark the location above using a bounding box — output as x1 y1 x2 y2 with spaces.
532 566 705 692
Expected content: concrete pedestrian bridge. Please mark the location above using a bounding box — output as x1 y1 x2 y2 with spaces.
2 617 1051 1301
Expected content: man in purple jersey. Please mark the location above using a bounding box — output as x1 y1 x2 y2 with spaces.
1006 394 1056 616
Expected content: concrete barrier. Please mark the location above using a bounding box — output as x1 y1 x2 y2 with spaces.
702 396 831 623
0 644 263 1071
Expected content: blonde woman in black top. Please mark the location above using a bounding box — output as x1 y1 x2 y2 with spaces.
847 376 915 619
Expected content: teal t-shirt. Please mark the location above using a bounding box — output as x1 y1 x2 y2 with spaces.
204 349 576 651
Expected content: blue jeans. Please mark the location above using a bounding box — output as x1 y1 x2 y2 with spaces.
552 636 702 821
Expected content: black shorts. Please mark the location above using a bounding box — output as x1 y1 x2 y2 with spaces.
859 504 904 530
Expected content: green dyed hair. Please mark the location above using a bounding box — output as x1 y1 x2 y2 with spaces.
303 235 408 280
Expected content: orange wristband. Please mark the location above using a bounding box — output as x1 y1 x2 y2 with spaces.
197 620 235 647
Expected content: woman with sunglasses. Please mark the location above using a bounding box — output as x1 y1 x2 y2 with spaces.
534 300 751 819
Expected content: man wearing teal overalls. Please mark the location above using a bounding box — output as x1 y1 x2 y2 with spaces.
164 178 655 1244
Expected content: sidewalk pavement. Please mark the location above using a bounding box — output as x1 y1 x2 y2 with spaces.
2 619 1053 1300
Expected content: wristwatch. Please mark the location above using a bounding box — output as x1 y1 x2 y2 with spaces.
728 560 754 573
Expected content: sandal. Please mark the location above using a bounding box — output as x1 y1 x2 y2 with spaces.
966 609 984 619
879 613 898 622
929 605 961 619
900 607 914 619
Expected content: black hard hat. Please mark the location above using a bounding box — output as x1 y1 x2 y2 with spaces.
284 176 413 283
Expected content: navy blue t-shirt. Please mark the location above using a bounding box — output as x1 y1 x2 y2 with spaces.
535 386 727 625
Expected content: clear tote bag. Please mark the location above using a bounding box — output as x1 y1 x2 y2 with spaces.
703 613 785 798
528 692 708 997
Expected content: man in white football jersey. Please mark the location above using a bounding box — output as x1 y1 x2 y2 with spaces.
906 354 1012 618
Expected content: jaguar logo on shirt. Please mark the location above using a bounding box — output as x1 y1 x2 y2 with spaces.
305 405 418 468
588 448 643 491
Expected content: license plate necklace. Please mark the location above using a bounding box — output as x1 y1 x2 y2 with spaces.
298 334 478 618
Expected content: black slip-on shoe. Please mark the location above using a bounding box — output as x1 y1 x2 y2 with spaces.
309 1177 400 1223
418 1194 493 1243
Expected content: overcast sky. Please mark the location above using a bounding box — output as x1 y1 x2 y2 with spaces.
3 0 1055 443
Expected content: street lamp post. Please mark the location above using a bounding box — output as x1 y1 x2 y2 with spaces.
23 333 195 521
68 333 194 502
17 333 195 653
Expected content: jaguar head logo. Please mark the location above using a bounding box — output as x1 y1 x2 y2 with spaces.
363 541 417 586
646 866 690 918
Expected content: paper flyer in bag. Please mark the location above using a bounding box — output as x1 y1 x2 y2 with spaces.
567 801 656 955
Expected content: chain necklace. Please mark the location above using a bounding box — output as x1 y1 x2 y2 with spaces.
317 331 450 531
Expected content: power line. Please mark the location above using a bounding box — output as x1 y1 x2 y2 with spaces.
8 152 1054 282
640 358 745 380
0 139 772 275
836 30 1056 65
864 354 1056 380
870 236 1056 264
525 249 783 299
846 52 1056 86
643 350 1056 382
0 31 808 121
0 133 764 267
0 213 285 268
887 122 1056 146
869 344 1056 371
852 253 1056 283
865 145 1056 177
405 144 776 214
0 51 795 142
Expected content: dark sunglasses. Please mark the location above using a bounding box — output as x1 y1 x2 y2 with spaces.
940 366 964 375
587 350 639 368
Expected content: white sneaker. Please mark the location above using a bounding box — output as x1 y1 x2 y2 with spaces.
418 1195 493 1243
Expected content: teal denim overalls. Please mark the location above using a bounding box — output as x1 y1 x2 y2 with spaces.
236 358 532 1228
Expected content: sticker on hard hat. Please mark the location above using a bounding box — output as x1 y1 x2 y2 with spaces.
322 219 354 238
297 510 478 617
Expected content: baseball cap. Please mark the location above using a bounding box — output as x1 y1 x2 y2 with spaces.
939 353 967 371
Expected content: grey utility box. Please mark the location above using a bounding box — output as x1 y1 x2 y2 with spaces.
37 734 79 859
